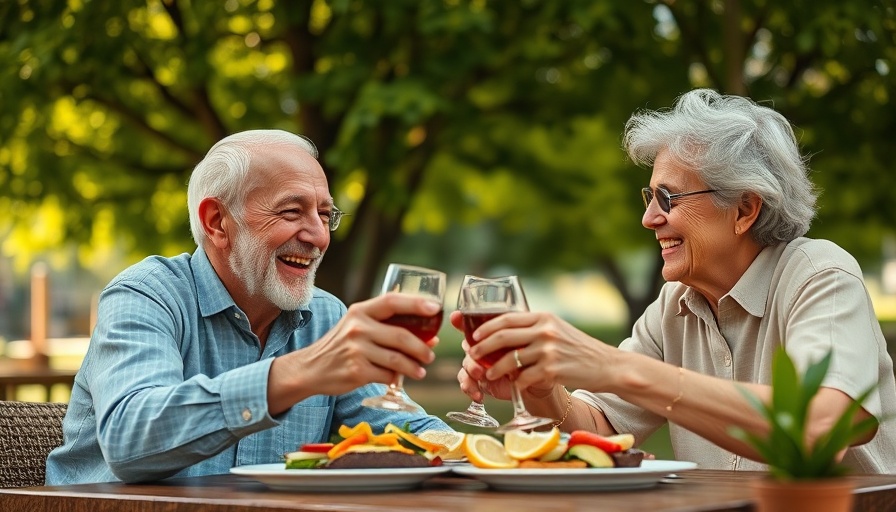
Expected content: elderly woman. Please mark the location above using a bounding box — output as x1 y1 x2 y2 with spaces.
456 89 896 472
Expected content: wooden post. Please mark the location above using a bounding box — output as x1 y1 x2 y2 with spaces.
29 262 50 366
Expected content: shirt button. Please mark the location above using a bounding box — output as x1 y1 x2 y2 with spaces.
234 312 241 319
242 408 252 421
724 355 731 367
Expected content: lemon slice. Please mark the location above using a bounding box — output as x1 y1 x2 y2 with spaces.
605 433 635 451
503 427 561 461
418 430 466 460
463 434 519 469
538 439 569 462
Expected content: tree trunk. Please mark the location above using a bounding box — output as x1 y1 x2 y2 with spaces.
722 0 747 95
600 253 665 333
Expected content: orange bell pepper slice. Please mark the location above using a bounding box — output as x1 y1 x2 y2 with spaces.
338 422 374 439
368 432 402 446
327 432 368 459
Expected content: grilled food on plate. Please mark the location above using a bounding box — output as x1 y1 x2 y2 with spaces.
284 422 455 469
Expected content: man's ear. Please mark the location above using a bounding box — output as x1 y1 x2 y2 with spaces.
198 197 231 249
735 192 762 233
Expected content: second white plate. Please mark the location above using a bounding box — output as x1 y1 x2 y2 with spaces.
451 459 697 492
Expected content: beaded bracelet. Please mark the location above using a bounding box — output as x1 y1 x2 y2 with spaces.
552 386 573 428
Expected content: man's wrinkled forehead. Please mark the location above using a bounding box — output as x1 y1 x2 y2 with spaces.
245 144 329 188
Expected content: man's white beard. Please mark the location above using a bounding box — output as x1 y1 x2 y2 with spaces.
228 225 318 310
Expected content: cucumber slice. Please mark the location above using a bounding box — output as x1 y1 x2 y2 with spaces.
567 444 614 468
285 458 325 469
285 450 328 461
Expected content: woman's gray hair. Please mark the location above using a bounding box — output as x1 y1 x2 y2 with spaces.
187 130 318 247
623 89 818 246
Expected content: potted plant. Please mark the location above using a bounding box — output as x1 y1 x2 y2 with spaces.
730 346 879 512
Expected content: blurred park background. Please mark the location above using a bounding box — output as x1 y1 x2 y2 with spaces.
1 1 896 458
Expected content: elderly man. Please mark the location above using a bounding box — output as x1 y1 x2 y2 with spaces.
46 130 450 484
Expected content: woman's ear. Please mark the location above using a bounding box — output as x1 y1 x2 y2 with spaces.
735 192 762 234
198 197 231 249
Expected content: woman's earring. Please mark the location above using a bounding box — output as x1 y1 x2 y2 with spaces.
735 227 740 235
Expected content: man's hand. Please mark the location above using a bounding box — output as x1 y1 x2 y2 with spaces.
267 294 442 414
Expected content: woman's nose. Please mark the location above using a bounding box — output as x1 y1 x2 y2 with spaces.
642 201 665 230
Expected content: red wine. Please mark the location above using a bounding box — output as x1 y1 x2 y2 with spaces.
461 311 509 368
385 312 444 341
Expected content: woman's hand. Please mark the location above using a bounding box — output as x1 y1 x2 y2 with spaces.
457 342 516 402
450 310 514 401
452 310 612 401
464 310 620 394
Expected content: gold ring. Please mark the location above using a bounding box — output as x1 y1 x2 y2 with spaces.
514 349 523 369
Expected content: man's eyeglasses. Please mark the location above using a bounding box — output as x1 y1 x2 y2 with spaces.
329 207 346 231
641 187 718 214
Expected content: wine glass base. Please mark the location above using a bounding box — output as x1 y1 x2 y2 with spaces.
361 394 422 413
494 414 554 433
446 410 500 428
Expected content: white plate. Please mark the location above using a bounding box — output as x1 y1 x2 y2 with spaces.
451 460 697 492
230 463 452 492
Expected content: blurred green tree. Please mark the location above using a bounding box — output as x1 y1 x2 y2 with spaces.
0 0 893 327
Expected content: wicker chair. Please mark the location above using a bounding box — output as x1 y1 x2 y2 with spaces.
0 400 67 488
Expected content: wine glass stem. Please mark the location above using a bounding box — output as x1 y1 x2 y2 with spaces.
475 380 488 404
510 381 530 417
389 373 405 395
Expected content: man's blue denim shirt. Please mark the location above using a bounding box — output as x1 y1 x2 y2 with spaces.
46 248 449 484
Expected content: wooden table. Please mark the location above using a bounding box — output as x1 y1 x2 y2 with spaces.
0 358 77 401
2 469 896 512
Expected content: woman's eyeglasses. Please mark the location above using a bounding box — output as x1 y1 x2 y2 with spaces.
641 187 718 213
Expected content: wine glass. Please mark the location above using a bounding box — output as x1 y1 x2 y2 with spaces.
361 263 446 412
457 276 554 432
446 275 500 428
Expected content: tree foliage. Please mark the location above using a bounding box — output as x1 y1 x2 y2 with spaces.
1 0 894 326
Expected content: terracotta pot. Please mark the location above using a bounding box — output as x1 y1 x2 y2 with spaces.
751 477 855 512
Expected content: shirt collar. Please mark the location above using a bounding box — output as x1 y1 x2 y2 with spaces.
189 247 312 328
191 247 236 317
677 243 787 318
726 243 787 317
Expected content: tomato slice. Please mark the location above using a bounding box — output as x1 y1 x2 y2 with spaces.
299 443 335 453
567 431 623 453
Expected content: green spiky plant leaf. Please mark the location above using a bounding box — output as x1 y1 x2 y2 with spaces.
730 347 879 480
